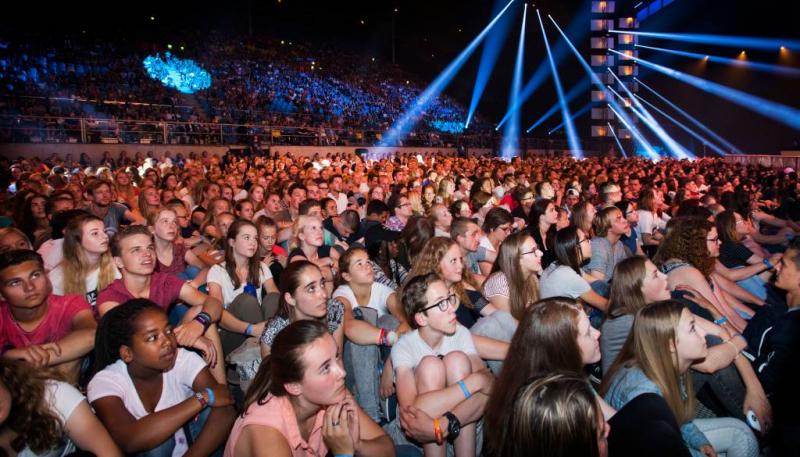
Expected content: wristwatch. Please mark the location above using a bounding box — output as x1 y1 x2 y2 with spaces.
443 411 461 441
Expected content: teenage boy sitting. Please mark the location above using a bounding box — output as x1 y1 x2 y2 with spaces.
392 272 493 457
0 249 95 383
97 225 226 382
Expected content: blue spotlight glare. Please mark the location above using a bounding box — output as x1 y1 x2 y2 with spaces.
634 94 727 156
142 52 211 94
609 49 800 130
501 3 528 159
538 9 581 158
496 1 591 130
607 68 692 159
465 0 516 129
548 14 657 158
635 44 800 78
608 103 659 160
526 76 590 132
635 78 741 154
548 102 592 134
608 30 800 52
607 123 629 158
378 0 516 147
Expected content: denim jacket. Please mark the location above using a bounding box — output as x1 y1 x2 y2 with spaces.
604 365 710 457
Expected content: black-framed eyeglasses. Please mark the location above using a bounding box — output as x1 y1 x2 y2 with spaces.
521 248 543 256
706 236 720 243
421 294 458 313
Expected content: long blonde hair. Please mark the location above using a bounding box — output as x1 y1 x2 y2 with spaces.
406 237 479 307
62 214 116 296
289 215 322 252
601 300 694 423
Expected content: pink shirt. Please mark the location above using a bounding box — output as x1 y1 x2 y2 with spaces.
0 294 91 351
97 272 185 310
224 395 327 457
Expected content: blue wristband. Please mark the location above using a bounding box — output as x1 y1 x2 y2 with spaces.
245 324 254 337
205 387 215 407
457 380 471 399
763 259 774 270
714 316 728 326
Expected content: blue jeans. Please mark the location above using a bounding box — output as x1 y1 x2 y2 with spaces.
136 407 221 457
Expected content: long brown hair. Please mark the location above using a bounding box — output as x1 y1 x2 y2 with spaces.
62 213 116 297
485 298 585 455
485 231 539 320
607 256 649 319
715 210 741 243
223 220 263 290
653 217 715 277
601 300 695 424
0 359 66 453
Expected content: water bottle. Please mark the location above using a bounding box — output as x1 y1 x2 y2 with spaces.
243 282 258 298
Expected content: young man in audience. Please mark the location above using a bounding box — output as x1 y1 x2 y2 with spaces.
586 206 633 282
86 179 145 235
0 250 96 383
450 217 494 284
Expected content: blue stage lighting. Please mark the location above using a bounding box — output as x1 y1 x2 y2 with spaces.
538 9 581 158
548 102 592 134
548 14 656 158
497 1 591 130
607 68 692 159
607 123 629 158
608 103 659 160
609 49 800 131
608 30 800 52
526 76 590 132
635 44 800 78
634 77 741 154
501 3 528 159
143 52 211 94
378 0 516 147
465 0 516 129
634 94 727 156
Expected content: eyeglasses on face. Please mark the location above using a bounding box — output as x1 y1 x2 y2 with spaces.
421 294 458 313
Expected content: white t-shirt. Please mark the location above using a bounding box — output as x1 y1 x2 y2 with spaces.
38 238 64 272
17 381 84 457
637 210 670 235
207 262 272 308
48 264 121 308
332 282 395 317
539 263 591 299
478 236 497 253
87 349 206 457
329 192 348 216
391 325 478 371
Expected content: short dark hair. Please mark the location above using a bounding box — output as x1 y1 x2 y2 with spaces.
366 199 389 216
110 225 153 257
298 198 321 215
0 249 44 274
402 272 443 329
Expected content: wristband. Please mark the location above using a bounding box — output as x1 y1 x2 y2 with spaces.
194 311 212 332
433 417 444 445
763 259 774 270
194 391 208 409
205 387 216 407
378 327 387 346
245 324 254 337
714 316 728 326
724 339 740 360
457 380 471 399
334 455 354 457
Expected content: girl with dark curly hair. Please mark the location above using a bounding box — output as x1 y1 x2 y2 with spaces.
0 359 121 456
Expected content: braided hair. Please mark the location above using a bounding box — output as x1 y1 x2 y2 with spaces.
94 299 163 373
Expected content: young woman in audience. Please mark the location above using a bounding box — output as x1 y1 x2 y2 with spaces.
638 187 669 250
654 217 756 333
207 220 278 354
48 213 119 308
0 227 33 253
255 215 288 281
88 299 236 456
539 226 609 312
225 320 395 457
18 193 48 245
615 199 645 256
526 198 558 269
478 207 515 276
200 197 234 240
148 206 209 283
114 168 138 208
288 215 337 293
248 184 266 215
234 200 255 222
571 200 597 238
136 186 161 222
602 300 759 457
0 359 122 456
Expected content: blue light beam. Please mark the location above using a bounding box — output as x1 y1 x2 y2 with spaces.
378 0 516 147
634 77 742 154
635 44 800 78
634 94 727 156
526 76 590 132
608 103 659 160
465 0 516 129
501 3 528 159
608 30 800 52
607 123 628 158
608 49 800 131
548 102 592 134
538 9 581 158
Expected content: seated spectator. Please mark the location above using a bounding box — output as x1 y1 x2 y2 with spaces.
0 250 96 383
586 206 632 282
85 180 144 236
571 200 597 239
638 187 670 251
288 215 337 293
385 193 414 232
430 203 453 238
615 200 645 256
478 208 514 276
89 299 235 456
526 198 558 269
255 216 288 282
149 206 209 284
226 320 395 457
0 359 122 456
0 227 33 254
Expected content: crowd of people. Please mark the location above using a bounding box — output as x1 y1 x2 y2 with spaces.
1 148 799 457
0 34 495 147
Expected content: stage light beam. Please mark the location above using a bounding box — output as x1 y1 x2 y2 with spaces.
548 102 592 134
501 3 528 158
525 76 590 132
634 94 727 156
608 104 659 160
635 44 800 78
608 30 800 52
607 123 628 158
